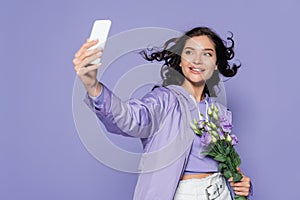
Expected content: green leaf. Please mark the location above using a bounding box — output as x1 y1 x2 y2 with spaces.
225 146 230 155
235 195 247 200
233 154 241 167
228 148 241 167
223 170 233 179
233 172 243 182
218 163 227 172
215 143 226 155
214 154 226 162
208 152 217 157
202 151 211 156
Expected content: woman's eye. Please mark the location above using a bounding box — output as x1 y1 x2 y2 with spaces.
203 52 212 57
185 50 193 55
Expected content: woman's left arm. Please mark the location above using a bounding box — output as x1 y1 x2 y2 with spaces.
229 168 253 198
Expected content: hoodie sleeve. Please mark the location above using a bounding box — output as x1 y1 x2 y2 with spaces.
84 83 173 138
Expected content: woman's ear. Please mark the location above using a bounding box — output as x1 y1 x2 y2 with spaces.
214 65 218 70
179 62 182 67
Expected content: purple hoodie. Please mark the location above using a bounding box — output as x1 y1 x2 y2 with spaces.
84 84 237 200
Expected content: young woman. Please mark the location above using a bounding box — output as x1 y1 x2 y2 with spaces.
73 27 252 200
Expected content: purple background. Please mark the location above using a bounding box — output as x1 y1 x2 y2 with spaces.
1 0 299 199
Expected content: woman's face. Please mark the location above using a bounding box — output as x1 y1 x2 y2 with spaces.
180 35 218 85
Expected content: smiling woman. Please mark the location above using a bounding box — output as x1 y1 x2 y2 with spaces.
180 35 219 99
73 26 251 200
141 27 240 99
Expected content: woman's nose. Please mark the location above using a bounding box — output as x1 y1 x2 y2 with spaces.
192 53 202 64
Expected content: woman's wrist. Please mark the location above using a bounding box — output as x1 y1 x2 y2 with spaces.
87 81 102 97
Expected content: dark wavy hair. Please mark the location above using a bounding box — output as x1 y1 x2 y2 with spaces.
140 27 241 97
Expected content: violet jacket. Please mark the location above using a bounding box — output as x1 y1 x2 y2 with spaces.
84 84 237 200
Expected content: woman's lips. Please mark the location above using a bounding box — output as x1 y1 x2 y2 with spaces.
189 67 205 74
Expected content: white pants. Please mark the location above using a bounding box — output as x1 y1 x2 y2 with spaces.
174 173 232 200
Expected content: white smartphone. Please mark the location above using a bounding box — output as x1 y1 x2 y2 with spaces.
89 19 112 64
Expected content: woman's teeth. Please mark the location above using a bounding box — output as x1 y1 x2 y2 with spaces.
190 67 204 72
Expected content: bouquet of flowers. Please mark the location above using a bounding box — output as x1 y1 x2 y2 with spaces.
191 103 246 200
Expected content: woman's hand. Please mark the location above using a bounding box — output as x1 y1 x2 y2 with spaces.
73 39 103 97
229 168 251 197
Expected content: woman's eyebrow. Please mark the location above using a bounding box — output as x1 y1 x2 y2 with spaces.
184 46 215 52
202 48 214 52
183 47 195 50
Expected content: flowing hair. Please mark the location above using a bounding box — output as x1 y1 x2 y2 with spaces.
140 27 241 97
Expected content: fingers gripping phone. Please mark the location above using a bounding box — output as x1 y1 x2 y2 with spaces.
89 19 112 64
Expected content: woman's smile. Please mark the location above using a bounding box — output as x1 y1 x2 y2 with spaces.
189 66 206 74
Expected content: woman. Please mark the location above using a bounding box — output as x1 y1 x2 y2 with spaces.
73 27 252 200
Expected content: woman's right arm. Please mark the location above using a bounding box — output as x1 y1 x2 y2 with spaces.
73 39 173 138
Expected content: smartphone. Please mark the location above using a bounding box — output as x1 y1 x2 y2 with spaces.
89 19 112 64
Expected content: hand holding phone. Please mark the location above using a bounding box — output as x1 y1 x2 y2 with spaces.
89 19 112 64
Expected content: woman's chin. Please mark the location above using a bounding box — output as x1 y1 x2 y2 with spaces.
183 79 206 87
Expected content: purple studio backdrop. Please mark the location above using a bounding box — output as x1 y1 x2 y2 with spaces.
1 0 300 199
